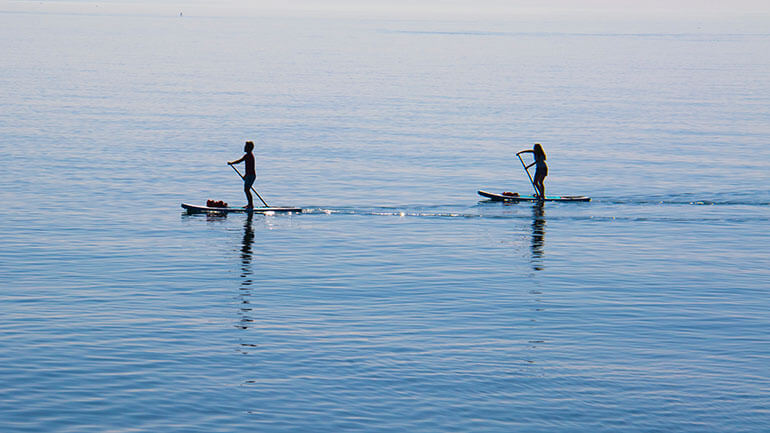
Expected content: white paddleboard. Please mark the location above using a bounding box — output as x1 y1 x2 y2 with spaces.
181 203 302 213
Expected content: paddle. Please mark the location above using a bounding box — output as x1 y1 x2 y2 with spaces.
516 152 539 197
229 164 270 208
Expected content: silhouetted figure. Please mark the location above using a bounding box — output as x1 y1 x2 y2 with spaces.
517 143 548 199
228 141 257 209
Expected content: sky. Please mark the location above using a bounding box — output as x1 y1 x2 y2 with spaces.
2 0 770 17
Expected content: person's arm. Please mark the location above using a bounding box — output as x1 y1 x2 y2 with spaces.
518 149 535 167
227 154 246 165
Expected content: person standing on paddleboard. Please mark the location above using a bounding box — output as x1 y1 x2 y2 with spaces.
228 141 256 209
517 143 547 199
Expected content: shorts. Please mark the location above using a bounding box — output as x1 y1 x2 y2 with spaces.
535 164 547 178
243 173 256 189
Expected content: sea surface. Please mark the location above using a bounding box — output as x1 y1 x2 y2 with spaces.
1 7 769 432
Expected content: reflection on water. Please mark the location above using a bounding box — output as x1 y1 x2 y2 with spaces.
530 203 545 271
240 213 254 275
238 213 254 331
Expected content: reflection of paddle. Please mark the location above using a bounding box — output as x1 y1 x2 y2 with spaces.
516 152 539 197
229 164 269 208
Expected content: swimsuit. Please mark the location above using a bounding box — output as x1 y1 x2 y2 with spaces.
243 173 256 189
534 153 547 177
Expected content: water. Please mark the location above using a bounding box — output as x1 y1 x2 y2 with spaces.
1 7 769 432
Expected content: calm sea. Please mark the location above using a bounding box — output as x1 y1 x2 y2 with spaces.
1 7 769 432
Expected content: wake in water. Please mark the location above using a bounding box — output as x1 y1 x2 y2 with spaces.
292 199 769 224
601 191 770 207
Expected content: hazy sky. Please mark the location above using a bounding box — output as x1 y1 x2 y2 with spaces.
3 0 770 16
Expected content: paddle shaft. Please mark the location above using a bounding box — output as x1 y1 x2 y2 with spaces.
229 164 269 207
517 153 539 196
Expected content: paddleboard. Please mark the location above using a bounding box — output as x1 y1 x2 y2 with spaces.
478 190 590 202
181 203 302 213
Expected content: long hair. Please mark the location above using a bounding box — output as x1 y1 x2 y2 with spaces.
534 143 546 160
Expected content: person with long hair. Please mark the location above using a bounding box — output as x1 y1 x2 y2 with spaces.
517 143 547 199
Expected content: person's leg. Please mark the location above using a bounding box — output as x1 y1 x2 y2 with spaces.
243 174 256 208
538 177 545 198
245 187 253 208
244 182 253 208
534 171 544 198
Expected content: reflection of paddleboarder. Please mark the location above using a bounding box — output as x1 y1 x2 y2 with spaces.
238 212 255 331
227 141 256 209
530 202 545 271
517 143 547 199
